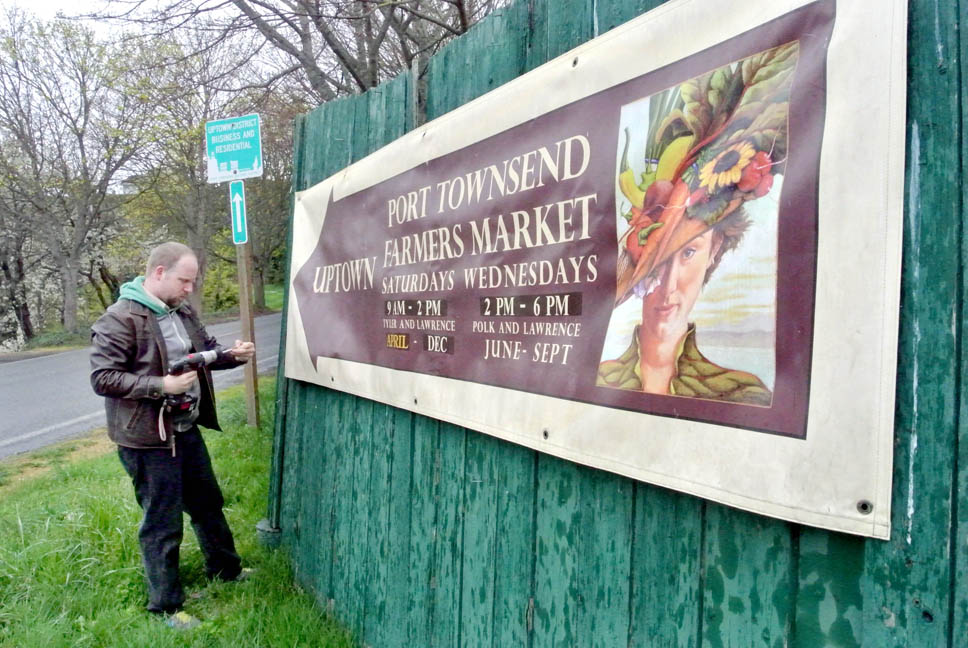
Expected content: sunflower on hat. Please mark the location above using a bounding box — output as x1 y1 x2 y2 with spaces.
614 41 799 305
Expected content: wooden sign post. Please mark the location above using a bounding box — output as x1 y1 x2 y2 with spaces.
236 238 260 427
206 115 264 428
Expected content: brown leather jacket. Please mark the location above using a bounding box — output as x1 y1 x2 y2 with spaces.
90 299 243 449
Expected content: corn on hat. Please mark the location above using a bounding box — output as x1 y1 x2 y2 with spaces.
614 41 799 305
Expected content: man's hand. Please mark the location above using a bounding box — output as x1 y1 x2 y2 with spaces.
227 339 255 361
163 370 198 394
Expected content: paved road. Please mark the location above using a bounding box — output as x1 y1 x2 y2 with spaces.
0 312 282 460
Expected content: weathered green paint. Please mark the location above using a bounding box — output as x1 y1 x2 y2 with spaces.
430 423 466 647
524 0 594 72
796 531 865 647
266 109 302 529
460 432 501 646
595 0 667 35
491 443 536 647
366 404 415 648
957 0 968 636
701 506 795 648
425 4 528 120
577 468 634 646
859 1 960 646
406 415 440 645
533 455 583 647
336 395 373 633
628 487 703 646
270 1 968 645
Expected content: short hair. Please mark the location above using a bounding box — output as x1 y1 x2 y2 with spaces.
704 208 750 285
146 242 195 276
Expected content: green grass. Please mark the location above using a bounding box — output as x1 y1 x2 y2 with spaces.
263 284 284 311
0 376 356 648
24 326 91 351
202 283 285 325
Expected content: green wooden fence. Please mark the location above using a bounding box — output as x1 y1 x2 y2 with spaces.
268 1 967 645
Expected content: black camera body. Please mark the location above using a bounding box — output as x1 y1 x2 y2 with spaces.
164 347 231 414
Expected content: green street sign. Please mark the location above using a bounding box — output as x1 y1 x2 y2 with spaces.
205 114 263 184
229 181 247 245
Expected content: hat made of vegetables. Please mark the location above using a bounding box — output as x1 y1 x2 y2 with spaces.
615 41 799 305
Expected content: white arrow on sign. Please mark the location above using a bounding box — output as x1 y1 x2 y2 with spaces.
229 180 247 245
233 193 244 233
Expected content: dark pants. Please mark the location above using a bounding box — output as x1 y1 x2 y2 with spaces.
118 429 242 613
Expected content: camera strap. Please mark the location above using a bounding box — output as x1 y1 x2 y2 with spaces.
157 407 176 457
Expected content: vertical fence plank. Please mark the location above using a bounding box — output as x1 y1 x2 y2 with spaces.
329 394 359 622
361 403 392 647
577 470 634 647
346 397 375 634
350 90 371 164
701 506 795 648
954 0 968 641
525 0 594 72
267 113 305 531
280 381 304 558
430 423 467 647
292 384 314 586
364 86 387 158
460 433 501 647
302 389 331 601
861 1 960 645
533 455 583 647
594 0 665 34
280 102 328 576
366 77 415 647
407 416 441 645
378 406 417 648
425 43 453 121
352 88 383 647
523 0 549 73
493 445 537 648
302 106 329 184
387 71 413 141
796 530 864 647
454 435 536 648
628 488 703 646
308 385 339 599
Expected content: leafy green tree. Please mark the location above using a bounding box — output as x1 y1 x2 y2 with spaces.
116 29 246 314
205 91 307 309
0 11 158 332
123 29 307 314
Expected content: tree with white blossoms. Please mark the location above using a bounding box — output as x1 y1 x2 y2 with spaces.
0 10 158 332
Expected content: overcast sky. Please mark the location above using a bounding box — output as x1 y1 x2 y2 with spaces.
0 0 108 21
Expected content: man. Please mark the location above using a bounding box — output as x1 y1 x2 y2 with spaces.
90 242 255 623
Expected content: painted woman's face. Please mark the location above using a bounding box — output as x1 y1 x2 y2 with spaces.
641 229 720 344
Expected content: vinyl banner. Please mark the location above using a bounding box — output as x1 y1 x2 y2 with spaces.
286 0 906 538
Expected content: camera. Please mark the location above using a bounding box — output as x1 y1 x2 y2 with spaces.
164 347 231 414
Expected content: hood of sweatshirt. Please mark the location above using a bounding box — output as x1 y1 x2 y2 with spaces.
118 276 175 316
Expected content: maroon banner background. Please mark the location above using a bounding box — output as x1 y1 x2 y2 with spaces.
291 1 835 438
